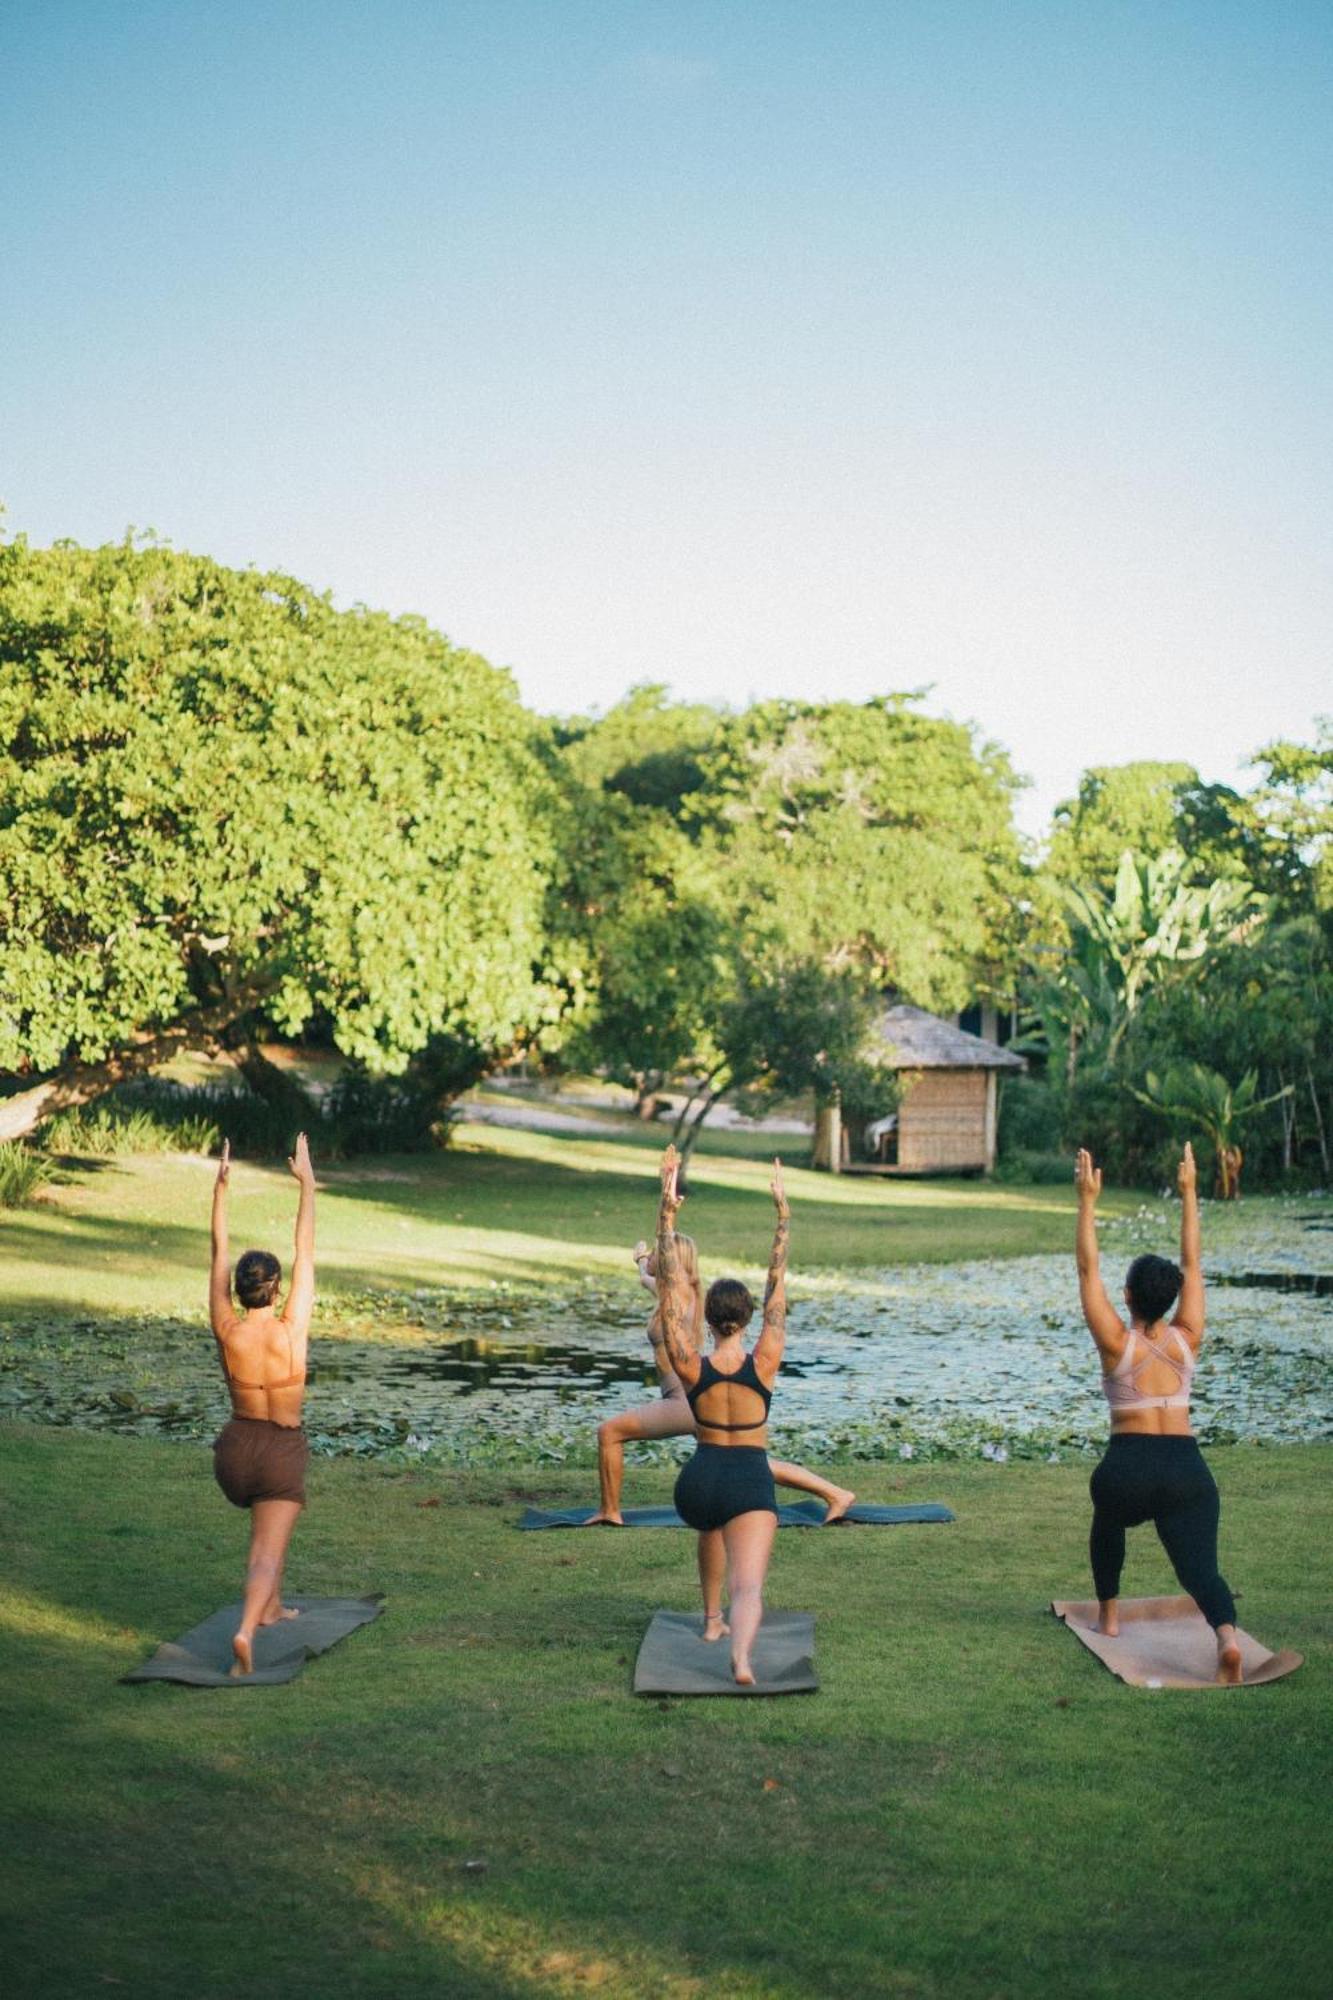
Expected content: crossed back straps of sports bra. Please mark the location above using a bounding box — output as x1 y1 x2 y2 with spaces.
220 1318 305 1395
686 1350 773 1434
1102 1324 1195 1412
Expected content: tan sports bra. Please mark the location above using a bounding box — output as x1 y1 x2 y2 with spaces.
219 1321 305 1393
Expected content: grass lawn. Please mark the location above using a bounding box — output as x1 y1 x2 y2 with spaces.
4 1117 1137 1320
2 1423 1329 1999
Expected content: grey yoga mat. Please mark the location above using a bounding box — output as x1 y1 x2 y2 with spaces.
1050 1595 1303 1689
521 1500 954 1529
633 1608 818 1697
122 1594 385 1688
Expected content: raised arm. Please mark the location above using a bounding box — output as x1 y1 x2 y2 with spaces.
1074 1149 1126 1364
209 1140 234 1334
654 1146 699 1387
631 1238 657 1296
754 1159 790 1380
280 1132 317 1335
1173 1141 1205 1348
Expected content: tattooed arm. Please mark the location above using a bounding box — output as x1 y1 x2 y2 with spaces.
654 1145 700 1388
754 1158 790 1380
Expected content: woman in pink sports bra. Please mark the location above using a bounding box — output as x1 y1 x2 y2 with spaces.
1075 1141 1243 1684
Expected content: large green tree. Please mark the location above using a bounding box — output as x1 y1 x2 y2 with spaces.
0 535 558 1137
555 690 1023 1152
689 694 1026 1009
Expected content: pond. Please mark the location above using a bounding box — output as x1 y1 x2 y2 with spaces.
3 1199 1330 1464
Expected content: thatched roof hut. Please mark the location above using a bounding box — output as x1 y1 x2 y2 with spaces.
869 1004 1025 1175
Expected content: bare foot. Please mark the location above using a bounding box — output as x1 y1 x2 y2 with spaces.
230 1631 253 1677
259 1604 300 1626
732 1657 756 1686
701 1613 730 1642
1217 1639 1243 1685
584 1511 625 1527
821 1486 856 1524
1095 1616 1120 1638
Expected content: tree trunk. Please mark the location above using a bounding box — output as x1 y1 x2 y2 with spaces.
1278 1071 1295 1175
672 1068 725 1146
1307 1062 1330 1178
232 1041 318 1124
0 1011 238 1142
676 1086 724 1179
812 1096 842 1173
634 1071 665 1120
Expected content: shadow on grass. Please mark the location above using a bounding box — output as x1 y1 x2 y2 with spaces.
4 1425 1332 1999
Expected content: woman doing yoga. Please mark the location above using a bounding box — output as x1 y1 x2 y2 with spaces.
587 1221 853 1527
209 1133 316 1677
655 1143 788 1686
1075 1142 1243 1684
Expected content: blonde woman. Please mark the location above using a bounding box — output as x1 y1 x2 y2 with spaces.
587 1190 853 1529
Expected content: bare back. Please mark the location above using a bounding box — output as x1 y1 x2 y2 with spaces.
690 1349 772 1449
1105 1319 1198 1436
214 1306 307 1428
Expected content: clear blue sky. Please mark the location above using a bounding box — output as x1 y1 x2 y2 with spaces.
4 1 1330 835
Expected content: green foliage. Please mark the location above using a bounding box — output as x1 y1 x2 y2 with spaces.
690 694 1026 1009
0 1141 52 1206
557 691 1025 1151
554 791 728 1096
1046 761 1202 888
554 681 722 811
40 1101 220 1158
721 958 898 1116
1028 849 1262 1080
0 534 557 1094
1133 1062 1294 1188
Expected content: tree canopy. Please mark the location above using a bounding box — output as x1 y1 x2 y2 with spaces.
0 535 557 1134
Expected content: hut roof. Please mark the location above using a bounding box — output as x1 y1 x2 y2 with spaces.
875 1004 1026 1072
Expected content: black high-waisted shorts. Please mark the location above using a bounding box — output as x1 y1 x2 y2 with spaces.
213 1417 308 1509
674 1444 777 1531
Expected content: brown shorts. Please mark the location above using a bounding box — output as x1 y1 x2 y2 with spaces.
213 1418 308 1509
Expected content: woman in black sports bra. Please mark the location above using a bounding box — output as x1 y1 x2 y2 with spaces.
654 1143 789 1686
208 1133 317 1676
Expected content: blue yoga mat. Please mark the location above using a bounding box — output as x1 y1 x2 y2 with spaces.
519 1500 954 1529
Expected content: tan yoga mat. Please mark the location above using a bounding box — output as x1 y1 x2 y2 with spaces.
1051 1595 1303 1689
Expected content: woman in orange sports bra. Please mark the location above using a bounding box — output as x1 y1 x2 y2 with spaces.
1075 1141 1242 1684
209 1132 317 1677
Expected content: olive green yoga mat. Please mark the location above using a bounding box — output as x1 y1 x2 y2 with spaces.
122 1594 385 1687
633 1609 818 1696
1051 1595 1302 1689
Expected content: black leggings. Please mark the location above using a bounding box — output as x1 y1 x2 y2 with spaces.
1089 1434 1236 1631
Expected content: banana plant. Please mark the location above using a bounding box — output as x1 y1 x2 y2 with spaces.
1133 1062 1293 1198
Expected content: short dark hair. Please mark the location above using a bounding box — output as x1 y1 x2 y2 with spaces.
705 1277 754 1335
235 1249 282 1309
1125 1253 1181 1325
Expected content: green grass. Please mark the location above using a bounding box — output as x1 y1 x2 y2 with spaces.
3 1116 1136 1319
1 1422 1328 1998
